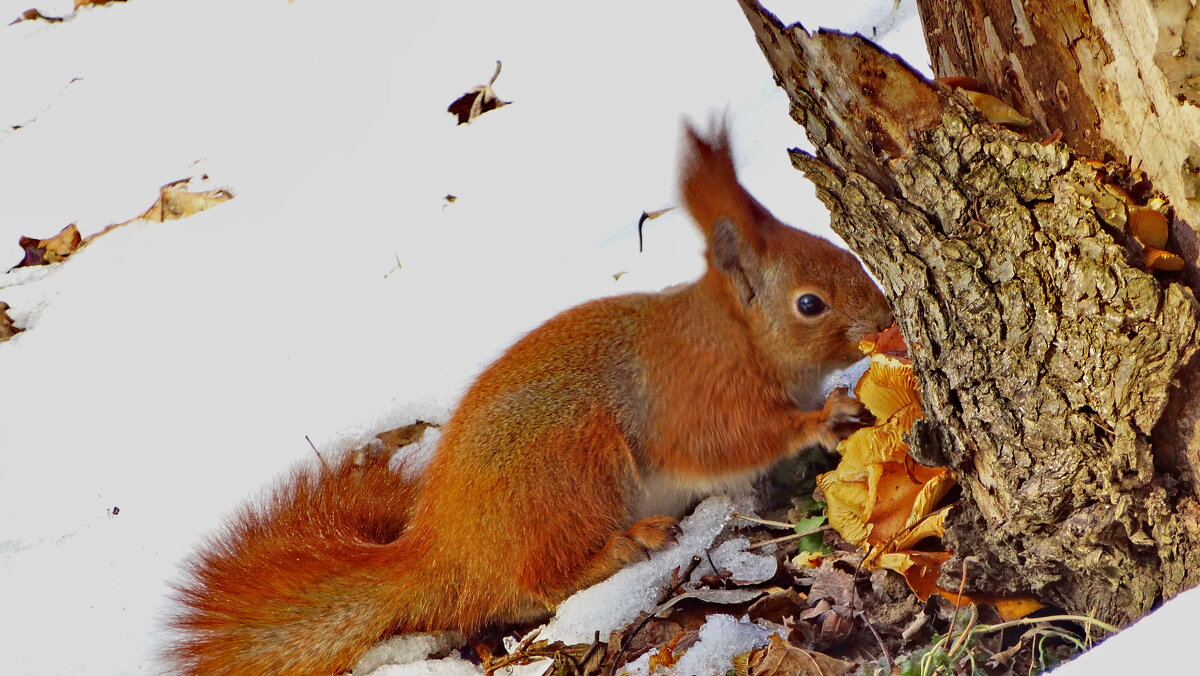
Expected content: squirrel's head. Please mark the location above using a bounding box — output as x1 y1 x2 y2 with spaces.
679 120 893 399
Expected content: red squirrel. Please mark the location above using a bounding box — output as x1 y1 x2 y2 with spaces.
168 122 893 675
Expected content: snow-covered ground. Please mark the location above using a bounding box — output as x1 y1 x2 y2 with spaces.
0 1 1186 674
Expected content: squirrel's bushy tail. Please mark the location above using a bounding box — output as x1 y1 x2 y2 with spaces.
167 448 428 676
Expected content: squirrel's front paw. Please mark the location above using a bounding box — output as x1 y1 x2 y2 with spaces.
817 386 873 450
607 516 681 565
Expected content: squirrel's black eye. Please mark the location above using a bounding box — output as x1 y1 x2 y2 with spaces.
796 293 828 317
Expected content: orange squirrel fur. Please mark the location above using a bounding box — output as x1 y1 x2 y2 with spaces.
168 122 893 675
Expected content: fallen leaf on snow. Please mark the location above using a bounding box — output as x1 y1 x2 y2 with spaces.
10 8 63 23
374 421 436 450
87 176 235 244
447 61 510 125
1 302 22 342
11 0 125 25
137 177 234 222
14 224 81 268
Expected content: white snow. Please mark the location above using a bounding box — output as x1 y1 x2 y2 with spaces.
622 614 782 676
707 537 779 585
5 2 1175 676
538 497 746 647
354 634 473 676
1047 585 1200 675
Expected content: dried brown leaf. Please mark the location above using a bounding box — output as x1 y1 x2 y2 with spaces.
15 224 81 268
807 566 855 606
448 61 511 125
959 90 1033 127
747 634 854 676
10 8 63 24
617 618 685 664
746 588 808 624
374 421 435 451
1 302 22 342
139 178 234 222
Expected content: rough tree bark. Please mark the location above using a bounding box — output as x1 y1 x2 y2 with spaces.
736 0 1200 626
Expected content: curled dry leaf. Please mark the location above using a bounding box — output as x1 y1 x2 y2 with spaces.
12 0 124 25
138 178 234 222
10 8 62 24
637 206 676 252
1 302 22 342
373 421 436 451
447 61 511 125
934 77 1032 126
84 176 235 245
959 90 1033 127
745 588 808 624
744 633 853 676
14 223 81 268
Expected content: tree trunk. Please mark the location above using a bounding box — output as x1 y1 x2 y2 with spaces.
736 0 1200 626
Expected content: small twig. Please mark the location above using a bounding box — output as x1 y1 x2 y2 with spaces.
483 628 542 675
664 556 702 599
732 513 797 529
946 603 979 658
942 559 970 653
306 436 330 471
384 254 402 279
975 614 1119 635
856 609 893 670
704 549 721 576
745 526 830 550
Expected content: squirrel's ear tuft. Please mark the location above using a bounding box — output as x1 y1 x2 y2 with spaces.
679 118 779 277
679 118 739 238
